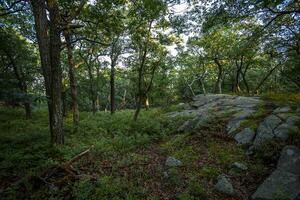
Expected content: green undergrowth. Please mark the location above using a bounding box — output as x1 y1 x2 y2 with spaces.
0 106 191 199
261 92 300 106
0 106 271 200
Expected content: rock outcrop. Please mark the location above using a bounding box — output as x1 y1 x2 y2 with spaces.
252 146 300 200
168 94 300 199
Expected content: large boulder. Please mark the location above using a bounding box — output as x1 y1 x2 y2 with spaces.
277 146 300 174
252 170 300 200
253 115 282 146
252 146 300 200
273 123 299 141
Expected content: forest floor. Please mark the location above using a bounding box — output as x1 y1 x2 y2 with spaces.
0 93 300 200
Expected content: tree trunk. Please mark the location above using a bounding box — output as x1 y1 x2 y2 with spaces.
198 78 206 95
30 0 54 140
64 30 79 127
121 89 127 109
145 95 149 110
87 63 96 114
62 90 67 117
110 61 115 114
233 59 243 94
134 62 144 121
47 0 64 145
241 65 250 94
214 59 223 94
24 102 32 119
134 94 142 121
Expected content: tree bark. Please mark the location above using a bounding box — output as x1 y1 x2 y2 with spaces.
30 0 53 135
110 60 116 114
87 62 96 113
214 58 223 94
31 0 64 144
233 60 242 93
62 90 67 117
24 102 32 119
64 30 79 127
198 78 206 95
145 95 149 110
134 44 148 121
47 0 64 145
241 63 250 94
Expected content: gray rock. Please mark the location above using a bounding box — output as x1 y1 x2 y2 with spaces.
253 115 282 146
177 116 200 132
226 109 255 135
276 113 294 120
233 96 262 108
286 115 300 126
252 170 300 200
274 123 299 141
273 106 291 114
296 108 300 112
277 146 300 175
167 109 199 118
245 146 255 156
234 128 255 145
230 162 248 173
252 146 300 200
214 174 234 195
165 157 182 167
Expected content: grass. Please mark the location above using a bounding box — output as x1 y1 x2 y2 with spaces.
0 106 273 200
261 92 300 106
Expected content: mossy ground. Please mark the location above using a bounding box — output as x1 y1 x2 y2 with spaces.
0 106 274 200
261 92 300 106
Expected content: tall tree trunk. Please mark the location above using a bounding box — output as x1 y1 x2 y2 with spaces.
214 58 223 94
87 63 96 113
110 61 115 114
134 61 144 121
145 95 149 110
30 0 54 139
64 30 79 127
47 0 64 144
121 89 127 109
24 102 32 119
62 90 67 117
134 46 147 121
134 94 143 121
241 64 250 94
233 58 243 94
198 78 206 95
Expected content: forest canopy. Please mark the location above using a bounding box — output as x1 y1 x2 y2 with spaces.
0 0 299 142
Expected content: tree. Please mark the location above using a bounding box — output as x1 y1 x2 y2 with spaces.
0 28 38 119
60 1 87 127
29 0 64 144
128 0 168 120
